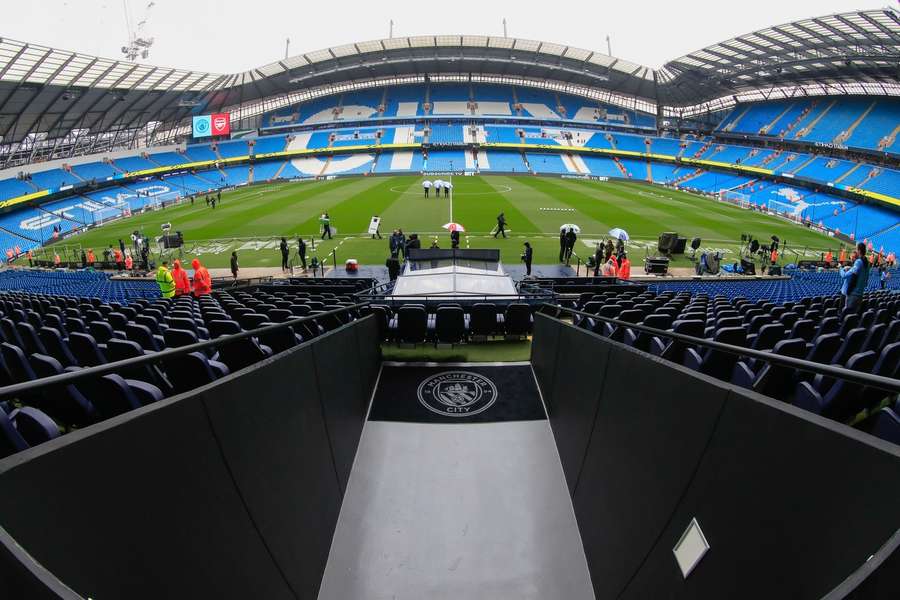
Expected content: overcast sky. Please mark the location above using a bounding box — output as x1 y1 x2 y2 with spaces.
3 0 893 73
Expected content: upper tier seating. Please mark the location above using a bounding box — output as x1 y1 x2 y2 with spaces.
721 97 900 153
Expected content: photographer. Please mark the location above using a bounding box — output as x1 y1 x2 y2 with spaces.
521 241 533 276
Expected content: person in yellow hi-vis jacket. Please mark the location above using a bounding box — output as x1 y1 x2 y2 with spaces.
156 261 176 299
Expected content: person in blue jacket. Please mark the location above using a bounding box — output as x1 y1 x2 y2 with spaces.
840 242 869 312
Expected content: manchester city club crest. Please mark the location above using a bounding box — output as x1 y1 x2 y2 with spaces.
416 371 498 418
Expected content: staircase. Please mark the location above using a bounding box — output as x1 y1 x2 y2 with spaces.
423 83 431 115
511 87 522 116
856 167 881 189
760 150 781 167
612 158 630 178
66 169 87 183
780 101 814 139
673 169 703 186
768 153 798 171
521 151 533 174
692 140 713 159
554 92 566 119
760 103 795 135
605 133 617 150
378 88 388 117
834 163 861 184
247 166 256 184
796 99 836 139
560 153 586 175
723 105 751 132
318 156 332 177
645 161 653 182
878 123 900 152
834 100 876 145
788 154 817 175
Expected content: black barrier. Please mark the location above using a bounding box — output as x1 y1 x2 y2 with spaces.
0 315 380 600
532 313 900 600
543 304 900 392
0 527 80 599
0 303 370 399
823 529 900 599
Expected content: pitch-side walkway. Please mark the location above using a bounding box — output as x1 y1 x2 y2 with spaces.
318 362 594 600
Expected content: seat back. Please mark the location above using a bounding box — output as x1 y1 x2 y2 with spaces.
1 342 36 383
38 327 77 367
752 323 783 351
88 321 115 344
435 306 466 344
125 323 160 352
9 406 59 448
504 303 532 336
0 407 28 458
469 304 498 338
68 332 107 367
397 306 428 343
16 322 47 355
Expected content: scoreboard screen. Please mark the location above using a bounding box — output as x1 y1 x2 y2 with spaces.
192 113 231 138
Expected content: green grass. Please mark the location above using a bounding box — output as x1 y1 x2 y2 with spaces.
43 175 838 269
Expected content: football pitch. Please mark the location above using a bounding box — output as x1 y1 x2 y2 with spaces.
48 175 839 270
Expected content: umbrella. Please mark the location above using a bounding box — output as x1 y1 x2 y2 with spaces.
608 227 630 241
560 224 581 234
422 180 433 188
433 179 444 188
443 222 466 232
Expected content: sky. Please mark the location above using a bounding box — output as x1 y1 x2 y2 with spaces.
2 0 894 73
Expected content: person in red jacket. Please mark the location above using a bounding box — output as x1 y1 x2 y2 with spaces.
618 254 631 280
172 259 190 296
124 254 133 270
191 258 212 297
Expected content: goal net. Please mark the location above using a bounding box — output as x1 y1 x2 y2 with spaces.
90 202 131 226
766 198 801 220
718 189 751 209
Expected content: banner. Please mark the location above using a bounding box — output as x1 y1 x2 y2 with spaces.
211 113 231 136
192 115 211 137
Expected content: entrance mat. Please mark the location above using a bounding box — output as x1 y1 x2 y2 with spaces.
369 364 546 424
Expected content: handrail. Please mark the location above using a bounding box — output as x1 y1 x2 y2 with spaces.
543 303 900 392
0 302 370 398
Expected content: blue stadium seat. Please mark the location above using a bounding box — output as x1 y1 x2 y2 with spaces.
794 351 877 422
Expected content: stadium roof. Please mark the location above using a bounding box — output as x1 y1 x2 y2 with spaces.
657 9 900 106
0 8 897 153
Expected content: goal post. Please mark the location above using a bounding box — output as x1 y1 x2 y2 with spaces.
718 189 751 209
766 198 801 219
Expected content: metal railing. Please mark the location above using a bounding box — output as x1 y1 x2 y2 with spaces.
543 303 900 393
0 303 370 399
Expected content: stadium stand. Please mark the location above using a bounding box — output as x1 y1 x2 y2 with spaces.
2 15 900 597
721 97 900 153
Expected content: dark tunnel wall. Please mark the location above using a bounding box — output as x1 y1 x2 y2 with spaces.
532 313 900 600
0 315 380 600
